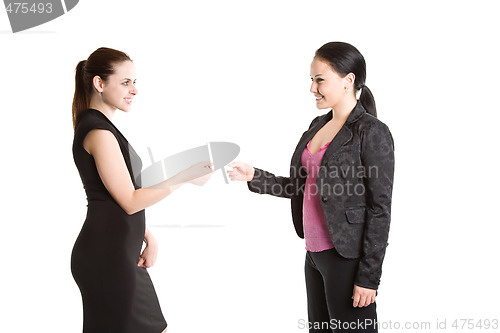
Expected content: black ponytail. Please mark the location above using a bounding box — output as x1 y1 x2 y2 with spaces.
315 42 377 118
359 85 377 118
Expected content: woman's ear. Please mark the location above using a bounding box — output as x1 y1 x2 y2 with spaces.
92 75 104 93
345 72 356 88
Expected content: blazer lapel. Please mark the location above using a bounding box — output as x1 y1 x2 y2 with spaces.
290 111 332 170
320 101 366 164
290 101 365 176
320 125 353 164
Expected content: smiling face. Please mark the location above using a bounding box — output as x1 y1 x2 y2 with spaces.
310 57 353 110
99 60 138 112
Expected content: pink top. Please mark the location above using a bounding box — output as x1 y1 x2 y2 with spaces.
301 140 335 252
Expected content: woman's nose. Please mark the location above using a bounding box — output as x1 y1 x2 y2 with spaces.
310 81 317 94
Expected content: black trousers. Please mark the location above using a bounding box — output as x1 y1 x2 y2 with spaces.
305 247 378 333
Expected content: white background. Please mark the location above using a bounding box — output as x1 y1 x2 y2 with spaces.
1 1 499 332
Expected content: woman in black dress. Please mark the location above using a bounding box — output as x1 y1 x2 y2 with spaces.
71 47 212 333
228 42 394 332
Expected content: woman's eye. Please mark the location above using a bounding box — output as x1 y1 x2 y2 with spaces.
317 78 324 83
122 82 128 86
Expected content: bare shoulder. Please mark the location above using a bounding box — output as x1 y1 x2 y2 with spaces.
83 129 119 155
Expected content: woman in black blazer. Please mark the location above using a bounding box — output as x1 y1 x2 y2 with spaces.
228 42 394 332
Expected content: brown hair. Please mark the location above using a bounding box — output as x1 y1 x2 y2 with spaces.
72 47 132 132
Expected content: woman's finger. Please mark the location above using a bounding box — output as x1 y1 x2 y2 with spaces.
352 293 360 307
358 294 367 307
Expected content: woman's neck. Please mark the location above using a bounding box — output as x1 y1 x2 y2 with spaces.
331 95 357 121
89 99 116 121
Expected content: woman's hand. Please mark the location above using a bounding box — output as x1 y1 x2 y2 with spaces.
174 161 214 186
189 161 214 186
352 284 376 307
227 161 255 182
138 229 158 268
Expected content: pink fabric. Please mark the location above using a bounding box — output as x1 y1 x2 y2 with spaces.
301 140 335 252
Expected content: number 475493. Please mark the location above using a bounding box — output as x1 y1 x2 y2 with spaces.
5 2 53 14
452 319 498 330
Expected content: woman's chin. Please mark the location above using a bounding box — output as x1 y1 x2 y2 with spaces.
315 104 331 110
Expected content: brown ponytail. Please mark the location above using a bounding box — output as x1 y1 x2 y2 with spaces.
72 60 89 132
71 47 132 132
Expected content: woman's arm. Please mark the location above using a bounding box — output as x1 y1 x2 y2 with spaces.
85 129 212 215
355 121 395 290
227 162 296 199
144 227 156 245
247 167 296 199
227 116 322 198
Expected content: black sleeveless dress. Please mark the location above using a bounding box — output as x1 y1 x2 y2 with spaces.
71 109 167 333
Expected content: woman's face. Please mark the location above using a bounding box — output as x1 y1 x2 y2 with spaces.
310 57 350 110
99 60 138 112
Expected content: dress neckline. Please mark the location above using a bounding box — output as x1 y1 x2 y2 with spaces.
87 108 113 123
86 108 129 144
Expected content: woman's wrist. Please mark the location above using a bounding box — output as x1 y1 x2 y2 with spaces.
145 237 158 248
144 229 157 245
248 167 255 182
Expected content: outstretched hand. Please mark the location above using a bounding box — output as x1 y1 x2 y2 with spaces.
227 161 255 182
188 161 214 186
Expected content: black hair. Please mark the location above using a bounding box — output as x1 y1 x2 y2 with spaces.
315 42 377 117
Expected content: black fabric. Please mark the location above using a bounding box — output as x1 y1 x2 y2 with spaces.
71 109 167 333
247 101 395 290
305 248 378 333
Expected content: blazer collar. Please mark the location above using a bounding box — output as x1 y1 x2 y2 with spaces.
324 100 366 125
291 100 367 169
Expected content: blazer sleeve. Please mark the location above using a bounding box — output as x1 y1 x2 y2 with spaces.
246 167 295 199
246 115 322 199
355 120 395 290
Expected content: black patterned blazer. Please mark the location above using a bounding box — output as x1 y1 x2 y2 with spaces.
247 101 395 290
